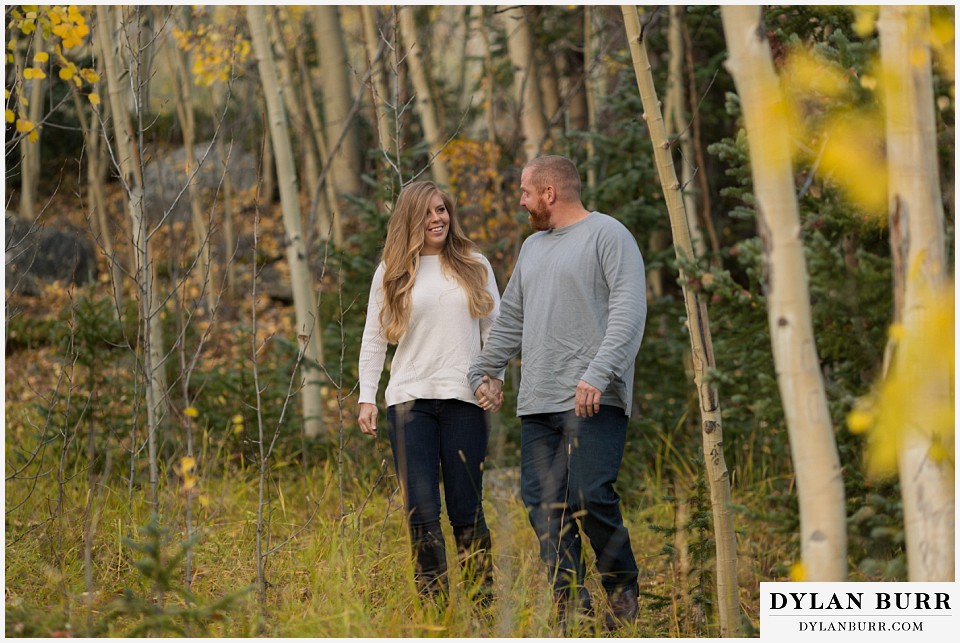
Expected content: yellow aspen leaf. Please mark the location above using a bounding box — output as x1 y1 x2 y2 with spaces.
232 414 244 425
23 67 46 80
182 474 198 491
181 455 197 474
853 7 878 38
5 109 14 123
846 408 873 434
59 67 75 81
184 406 200 418
72 75 81 88
15 118 35 133
33 51 49 63
27 129 39 143
789 561 807 581
80 68 99 83
198 494 210 508
87 92 100 106
888 323 906 341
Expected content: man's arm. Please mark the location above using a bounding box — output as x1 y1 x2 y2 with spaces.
579 223 647 396
468 258 525 394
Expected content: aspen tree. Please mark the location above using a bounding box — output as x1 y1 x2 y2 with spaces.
360 5 395 159
247 4 326 439
877 5 954 582
398 6 450 187
163 12 217 315
500 5 548 161
720 5 847 581
313 5 362 197
622 7 740 635
17 39 44 220
584 6 599 204
96 5 168 506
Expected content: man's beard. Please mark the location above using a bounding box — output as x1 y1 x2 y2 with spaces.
527 196 550 231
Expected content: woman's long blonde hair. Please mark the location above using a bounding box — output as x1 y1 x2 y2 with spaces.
379 181 494 343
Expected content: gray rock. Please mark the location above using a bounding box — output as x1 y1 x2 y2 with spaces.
5 214 99 296
141 140 258 226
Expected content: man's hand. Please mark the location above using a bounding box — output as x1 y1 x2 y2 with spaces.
575 380 602 417
474 375 504 412
358 402 378 436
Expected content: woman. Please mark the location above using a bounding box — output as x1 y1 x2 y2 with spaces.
358 181 501 604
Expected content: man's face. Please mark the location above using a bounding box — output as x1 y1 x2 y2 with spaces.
520 169 550 231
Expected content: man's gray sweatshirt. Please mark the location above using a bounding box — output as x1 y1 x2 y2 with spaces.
468 211 646 416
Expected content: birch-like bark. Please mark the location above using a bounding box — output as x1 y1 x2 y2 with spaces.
720 5 847 581
69 71 123 309
665 6 706 260
501 5 548 162
247 5 326 439
622 8 740 634
361 5 395 158
398 6 450 187
584 6 598 206
17 39 44 220
97 5 166 506
313 5 362 197
163 20 216 314
878 5 954 582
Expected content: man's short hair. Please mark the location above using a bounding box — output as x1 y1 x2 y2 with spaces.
525 155 581 202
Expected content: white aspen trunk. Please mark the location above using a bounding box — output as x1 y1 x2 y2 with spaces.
878 5 954 582
97 5 166 505
666 6 706 260
164 28 216 315
478 6 497 147
501 5 548 162
584 6 598 206
461 5 487 126
292 31 341 248
622 8 740 634
720 6 847 581
398 6 451 187
313 5 362 198
361 5 395 158
532 9 561 138
70 80 123 309
17 40 44 220
247 4 326 439
269 8 321 222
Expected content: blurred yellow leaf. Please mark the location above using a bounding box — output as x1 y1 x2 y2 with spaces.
184 406 199 418
853 6 878 38
33 51 49 63
5 109 14 123
851 283 955 477
87 92 100 106
23 67 46 80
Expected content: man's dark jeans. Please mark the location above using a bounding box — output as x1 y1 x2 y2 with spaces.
387 398 491 593
520 405 638 596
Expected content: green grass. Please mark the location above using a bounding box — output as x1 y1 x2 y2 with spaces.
5 376 785 638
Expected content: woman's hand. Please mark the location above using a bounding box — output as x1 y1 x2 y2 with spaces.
358 403 379 436
474 375 504 412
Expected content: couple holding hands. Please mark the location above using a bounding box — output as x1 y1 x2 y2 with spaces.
358 155 646 632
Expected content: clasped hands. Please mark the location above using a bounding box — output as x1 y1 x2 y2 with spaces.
474 375 503 412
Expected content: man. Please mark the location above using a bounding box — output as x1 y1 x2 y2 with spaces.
468 155 646 631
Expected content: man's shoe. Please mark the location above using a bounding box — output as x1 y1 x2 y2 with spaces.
604 584 639 630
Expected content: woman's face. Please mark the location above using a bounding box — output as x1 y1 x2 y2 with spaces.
420 192 450 255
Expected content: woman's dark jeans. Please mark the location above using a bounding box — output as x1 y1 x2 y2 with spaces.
387 398 492 598
520 405 638 597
